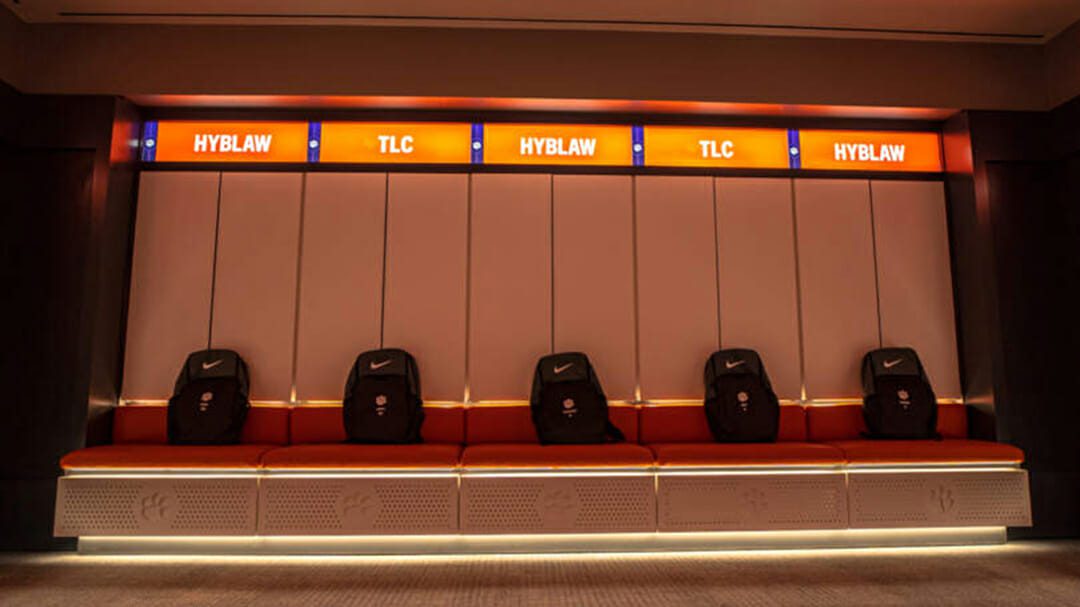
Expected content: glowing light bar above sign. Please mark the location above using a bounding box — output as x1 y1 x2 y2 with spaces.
797 130 943 172
643 126 791 168
483 124 633 166
142 121 310 163
319 122 475 164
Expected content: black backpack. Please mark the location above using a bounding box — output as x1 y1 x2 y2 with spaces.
861 347 938 439
343 348 424 444
529 352 624 445
703 349 780 442
167 349 250 445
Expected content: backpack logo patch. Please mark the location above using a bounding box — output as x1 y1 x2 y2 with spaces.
201 359 223 371
897 389 911 409
369 359 393 371
562 398 578 418
199 391 213 412
553 363 574 374
737 391 750 412
883 358 904 369
725 359 746 370
374 394 389 416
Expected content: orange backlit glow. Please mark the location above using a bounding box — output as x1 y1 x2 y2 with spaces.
484 124 632 166
152 121 310 163
799 130 942 172
644 126 790 168
320 122 473 164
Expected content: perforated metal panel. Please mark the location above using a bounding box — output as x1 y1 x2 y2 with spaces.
847 469 1032 528
259 476 458 535
54 477 257 537
657 472 848 531
460 475 655 534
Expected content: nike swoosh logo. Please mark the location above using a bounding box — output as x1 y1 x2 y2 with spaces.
553 363 574 374
724 360 746 369
369 359 393 370
883 358 904 369
201 360 223 370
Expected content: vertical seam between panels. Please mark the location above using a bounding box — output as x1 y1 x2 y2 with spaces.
206 172 223 348
288 173 307 404
463 173 473 404
631 176 643 404
712 177 722 349
379 173 390 349
790 178 808 405
549 174 555 354
867 180 885 348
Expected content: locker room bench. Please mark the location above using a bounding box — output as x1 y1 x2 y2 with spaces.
54 402 1032 545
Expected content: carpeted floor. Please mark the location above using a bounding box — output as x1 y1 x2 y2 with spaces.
2 541 1080 606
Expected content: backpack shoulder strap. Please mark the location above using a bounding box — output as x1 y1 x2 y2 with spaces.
604 420 626 443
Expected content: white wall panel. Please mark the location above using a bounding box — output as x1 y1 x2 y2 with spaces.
636 176 719 400
469 174 552 400
382 174 469 401
211 173 303 401
553 175 636 400
294 173 387 401
122 172 219 400
795 179 880 400
715 178 802 400
871 180 962 398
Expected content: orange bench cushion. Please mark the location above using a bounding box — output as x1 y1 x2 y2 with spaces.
289 405 463 444
650 442 845 467
461 443 654 468
827 439 1024 464
260 444 461 469
806 403 967 441
465 405 639 444
60 444 275 469
112 405 290 445
640 404 807 443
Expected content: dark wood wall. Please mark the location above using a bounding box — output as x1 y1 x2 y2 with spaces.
947 99 1080 538
0 82 140 550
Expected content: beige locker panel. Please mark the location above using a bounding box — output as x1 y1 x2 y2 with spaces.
715 178 802 401
795 179 880 400
636 176 719 400
122 172 219 400
469 174 552 400
383 174 469 401
871 180 961 398
553 175 636 400
211 173 303 402
294 173 387 401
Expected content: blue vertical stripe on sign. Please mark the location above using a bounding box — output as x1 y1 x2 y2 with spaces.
140 121 158 162
632 126 645 166
307 122 322 163
787 129 801 169
471 123 484 164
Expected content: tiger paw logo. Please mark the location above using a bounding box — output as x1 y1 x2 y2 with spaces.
374 394 388 417
897 389 911 410
930 485 956 514
340 488 379 522
740 488 767 513
542 488 578 525
138 492 171 522
561 398 578 419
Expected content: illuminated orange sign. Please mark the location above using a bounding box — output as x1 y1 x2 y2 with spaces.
799 130 942 172
151 121 310 163
320 122 473 164
644 126 790 168
484 124 632 166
